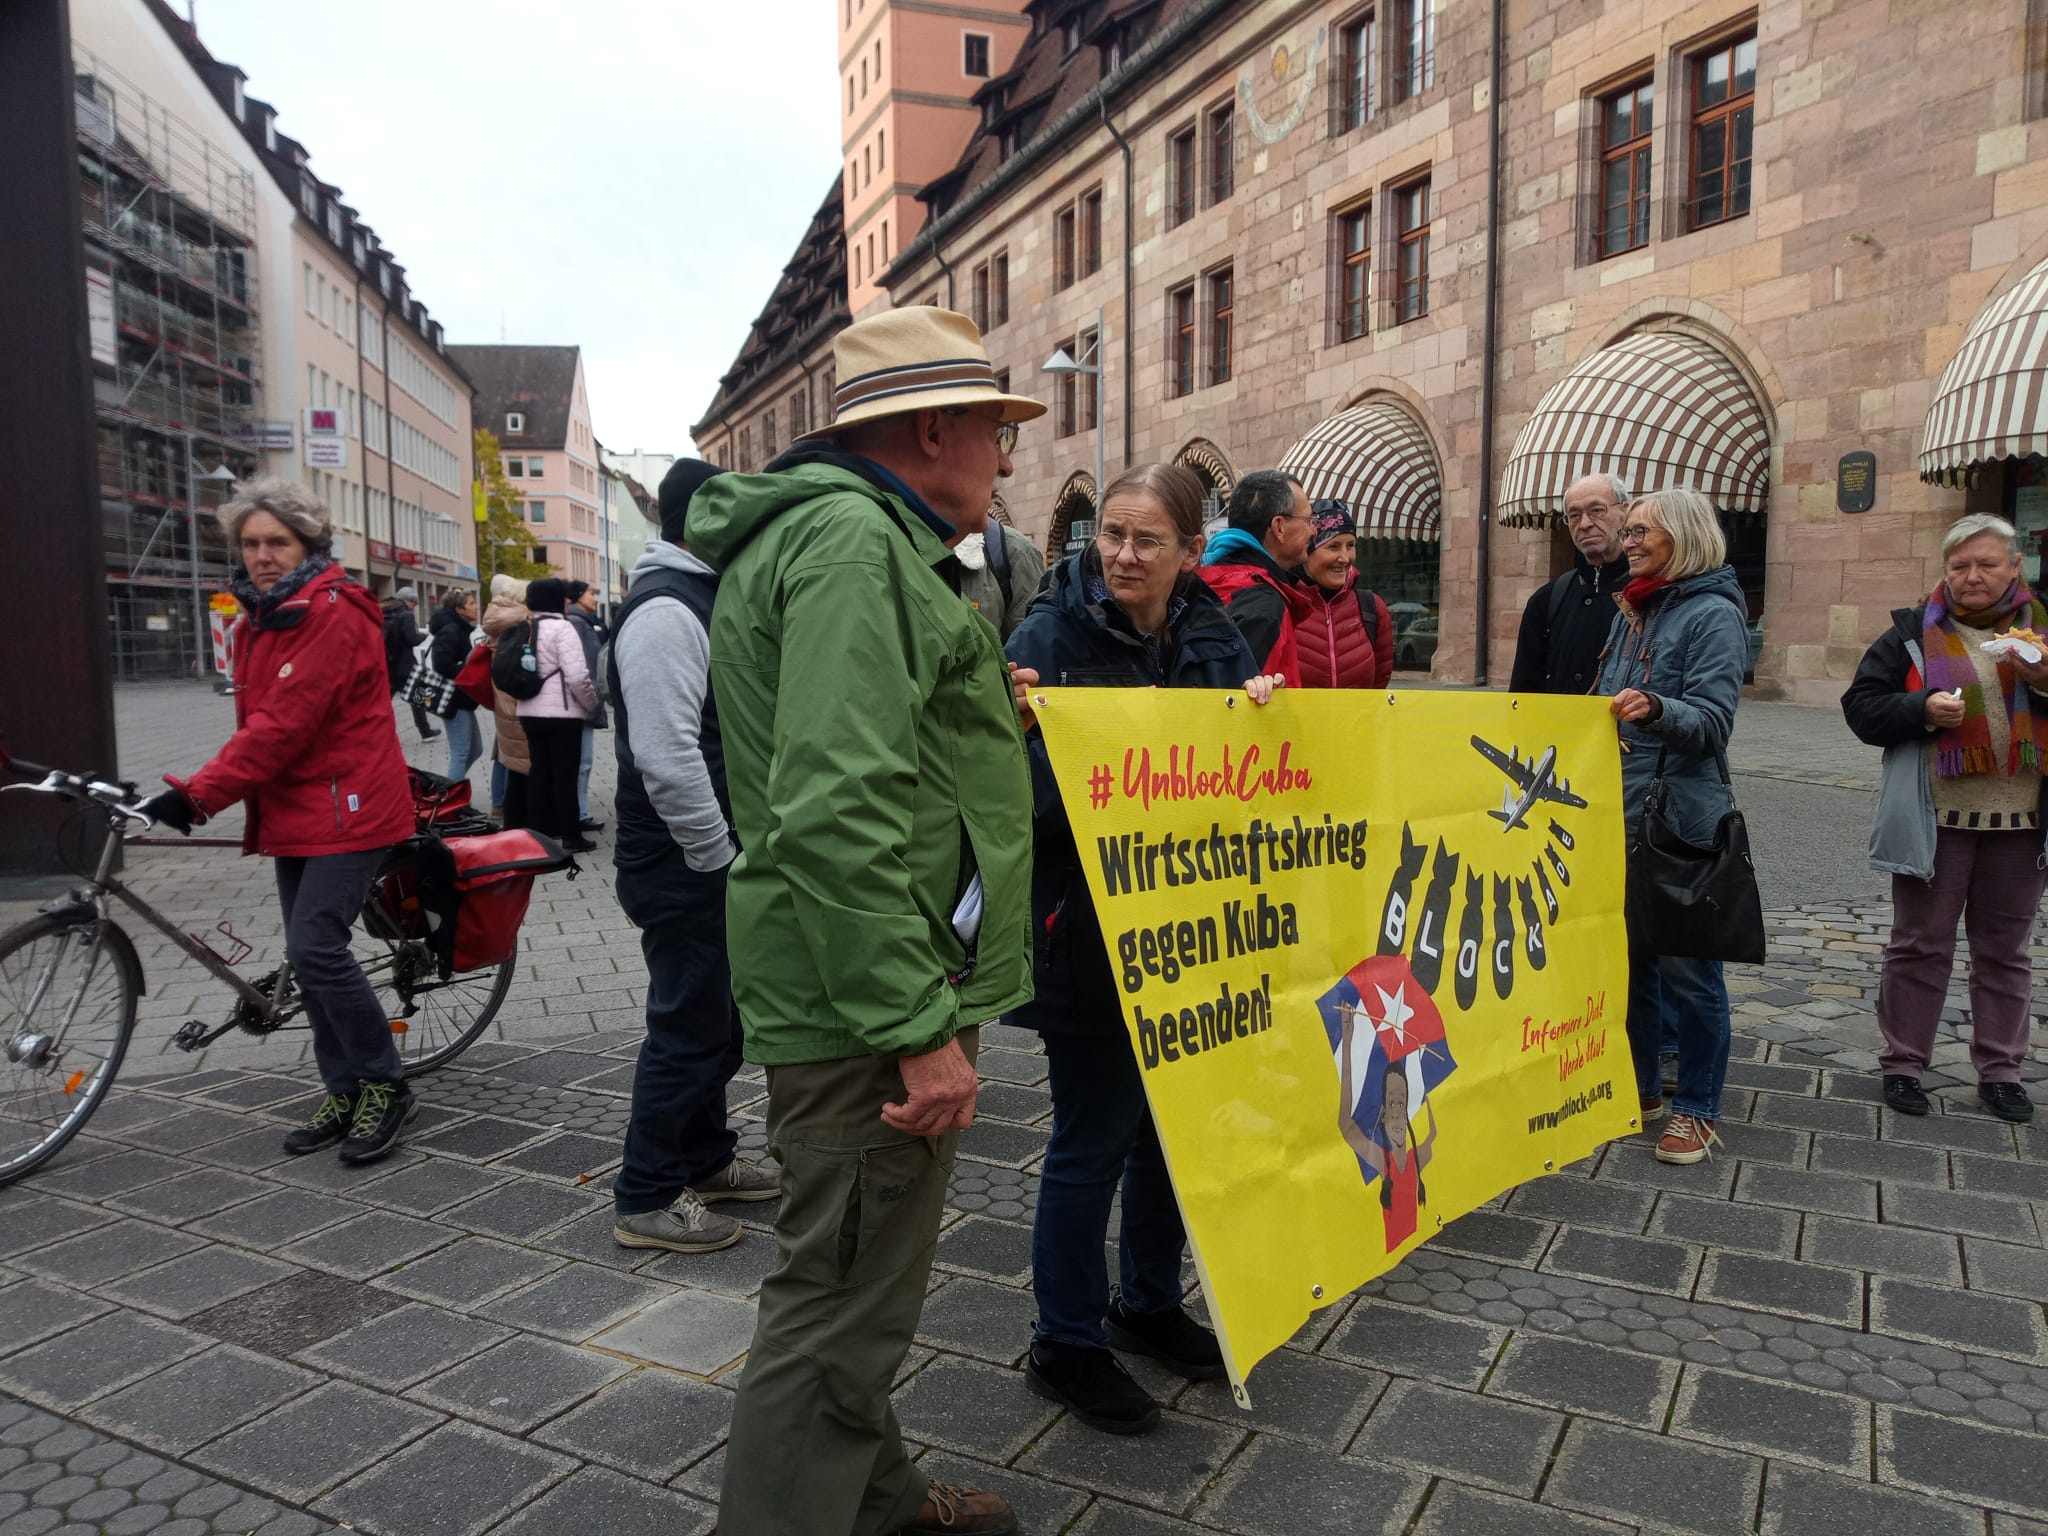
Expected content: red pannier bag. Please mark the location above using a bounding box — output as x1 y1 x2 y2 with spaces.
407 829 576 977
408 766 474 827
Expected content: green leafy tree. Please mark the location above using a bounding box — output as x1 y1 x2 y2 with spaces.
473 427 549 589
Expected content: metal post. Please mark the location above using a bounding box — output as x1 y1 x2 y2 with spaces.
1093 303 1105 509
0 0 120 877
184 431 208 680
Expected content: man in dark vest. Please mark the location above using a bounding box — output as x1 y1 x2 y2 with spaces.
608 458 777 1255
1509 471 1633 695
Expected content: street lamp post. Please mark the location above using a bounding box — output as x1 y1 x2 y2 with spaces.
1042 303 1107 536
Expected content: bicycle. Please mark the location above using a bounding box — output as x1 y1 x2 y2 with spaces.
0 756 519 1186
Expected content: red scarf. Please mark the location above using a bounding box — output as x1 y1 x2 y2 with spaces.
1621 575 1670 610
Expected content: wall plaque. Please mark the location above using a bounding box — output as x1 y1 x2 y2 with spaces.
1837 451 1877 514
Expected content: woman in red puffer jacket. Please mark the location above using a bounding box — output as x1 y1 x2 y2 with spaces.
1295 499 1395 689
141 478 419 1169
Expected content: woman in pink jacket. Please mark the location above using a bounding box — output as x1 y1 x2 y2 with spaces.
514 578 598 851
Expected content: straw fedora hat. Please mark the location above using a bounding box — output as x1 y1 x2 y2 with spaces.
802 307 1047 439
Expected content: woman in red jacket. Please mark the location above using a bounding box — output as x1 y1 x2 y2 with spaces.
1295 499 1395 689
142 479 419 1166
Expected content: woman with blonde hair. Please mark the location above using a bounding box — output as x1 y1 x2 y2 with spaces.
481 572 532 825
1596 486 1749 1164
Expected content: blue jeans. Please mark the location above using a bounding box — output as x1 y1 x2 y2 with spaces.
445 709 482 782
490 756 508 811
1032 1028 1187 1350
612 857 742 1213
1627 948 1730 1121
577 725 594 820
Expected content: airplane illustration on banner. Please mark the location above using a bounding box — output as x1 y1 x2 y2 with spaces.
1469 736 1588 832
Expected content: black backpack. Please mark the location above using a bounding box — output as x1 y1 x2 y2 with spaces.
490 619 546 701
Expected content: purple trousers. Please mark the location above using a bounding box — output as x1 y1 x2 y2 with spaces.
1877 827 2047 1084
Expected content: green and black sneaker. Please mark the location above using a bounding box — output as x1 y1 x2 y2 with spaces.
338 1079 417 1166
282 1091 356 1156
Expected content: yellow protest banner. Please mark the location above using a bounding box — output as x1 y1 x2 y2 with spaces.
1032 687 1635 1403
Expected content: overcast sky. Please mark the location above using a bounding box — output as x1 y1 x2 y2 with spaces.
187 0 843 455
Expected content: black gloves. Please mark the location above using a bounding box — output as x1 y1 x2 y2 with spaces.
139 788 196 835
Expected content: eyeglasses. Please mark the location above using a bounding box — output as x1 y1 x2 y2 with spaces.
1096 528 1176 563
940 407 1019 455
1618 523 1661 545
1564 504 1614 525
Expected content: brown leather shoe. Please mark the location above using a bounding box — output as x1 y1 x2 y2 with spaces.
899 1480 1019 1534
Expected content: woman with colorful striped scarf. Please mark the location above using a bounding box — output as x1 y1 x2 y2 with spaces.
1842 513 2048 1125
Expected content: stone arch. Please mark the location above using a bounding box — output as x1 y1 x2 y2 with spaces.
1590 297 1788 431
1045 471 1098 561
988 492 1014 526
1330 376 1452 472
1988 230 2048 306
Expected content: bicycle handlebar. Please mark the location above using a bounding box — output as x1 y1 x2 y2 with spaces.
0 758 150 825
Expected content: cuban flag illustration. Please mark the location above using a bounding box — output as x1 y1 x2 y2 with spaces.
1317 953 1458 1182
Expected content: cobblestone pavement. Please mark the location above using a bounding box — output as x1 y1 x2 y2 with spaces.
1 685 2045 1535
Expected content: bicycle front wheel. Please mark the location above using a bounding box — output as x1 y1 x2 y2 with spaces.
353 934 513 1075
0 914 141 1186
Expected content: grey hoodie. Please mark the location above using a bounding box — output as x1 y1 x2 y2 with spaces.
613 540 733 872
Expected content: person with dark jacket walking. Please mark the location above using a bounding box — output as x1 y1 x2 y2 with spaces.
608 459 779 1257
143 478 419 1165
381 586 437 740
1841 513 2048 1124
1295 498 1395 689
428 590 482 781
1006 462 1281 1436
1198 469 1315 681
1597 487 1749 1167
1510 472 1634 695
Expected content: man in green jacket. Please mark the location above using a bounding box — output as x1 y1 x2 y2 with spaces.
689 307 1045 1536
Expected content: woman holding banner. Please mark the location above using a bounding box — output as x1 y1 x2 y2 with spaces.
1005 463 1280 1435
1596 487 1748 1165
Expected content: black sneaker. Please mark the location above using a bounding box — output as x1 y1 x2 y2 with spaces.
1026 1340 1159 1435
1882 1074 1930 1116
1979 1081 2035 1123
1105 1295 1226 1381
282 1091 355 1155
338 1080 417 1164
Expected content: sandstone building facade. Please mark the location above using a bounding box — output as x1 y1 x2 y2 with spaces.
701 0 2048 699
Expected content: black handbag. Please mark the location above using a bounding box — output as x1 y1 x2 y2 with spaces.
1625 746 1766 963
402 651 462 720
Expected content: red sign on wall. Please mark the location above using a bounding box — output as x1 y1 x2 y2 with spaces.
368 540 394 562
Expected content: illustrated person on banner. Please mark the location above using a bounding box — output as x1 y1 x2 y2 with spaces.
1323 954 1454 1251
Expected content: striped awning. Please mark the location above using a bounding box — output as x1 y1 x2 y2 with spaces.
1496 330 1771 528
1276 401 1441 540
1921 256 2048 483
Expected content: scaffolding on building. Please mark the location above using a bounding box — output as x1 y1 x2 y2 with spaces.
74 48 265 682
